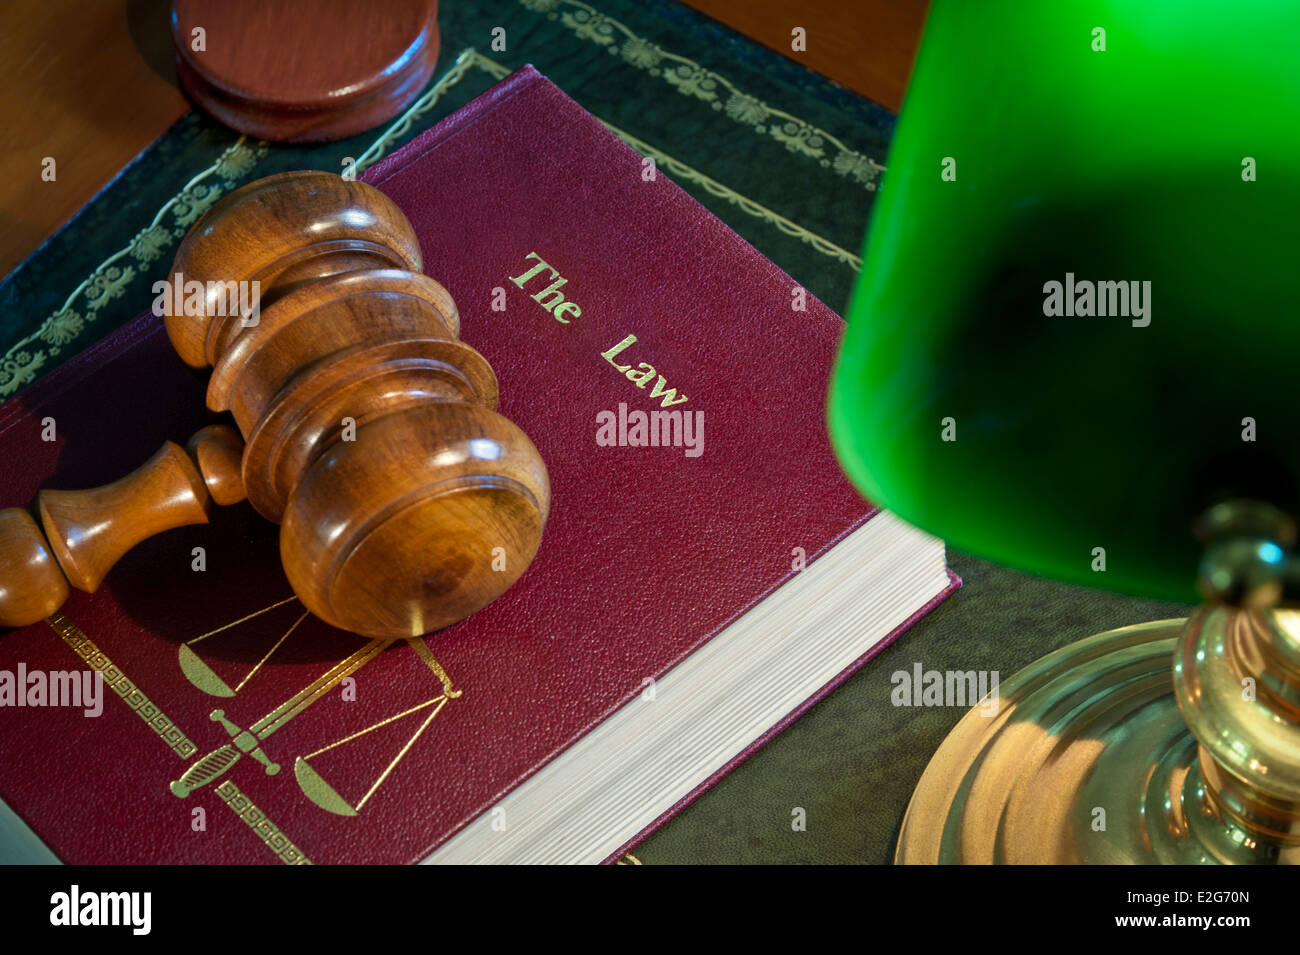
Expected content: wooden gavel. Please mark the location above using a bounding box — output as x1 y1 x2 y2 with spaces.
0 171 549 638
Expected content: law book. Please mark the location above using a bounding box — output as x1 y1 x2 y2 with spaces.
0 66 957 864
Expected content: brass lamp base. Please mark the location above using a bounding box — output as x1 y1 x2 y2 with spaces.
896 613 1300 864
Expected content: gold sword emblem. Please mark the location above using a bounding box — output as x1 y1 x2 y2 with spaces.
169 638 393 798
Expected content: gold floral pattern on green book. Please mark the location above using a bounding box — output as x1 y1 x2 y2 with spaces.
519 0 885 189
600 120 862 270
5 26 876 403
0 138 270 398
0 49 480 402
456 51 860 269
356 48 505 174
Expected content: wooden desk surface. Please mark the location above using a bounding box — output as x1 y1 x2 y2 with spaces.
683 0 928 113
0 0 927 286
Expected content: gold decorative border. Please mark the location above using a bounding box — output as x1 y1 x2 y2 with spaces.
600 120 862 270
462 52 861 268
48 612 198 759
0 138 270 398
472 51 512 81
518 0 886 189
215 779 313 865
6 31 868 402
354 48 499 174
1 48 483 401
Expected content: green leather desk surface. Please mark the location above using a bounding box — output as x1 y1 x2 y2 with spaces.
0 0 1193 864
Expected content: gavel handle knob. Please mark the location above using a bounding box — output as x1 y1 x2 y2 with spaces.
0 425 245 629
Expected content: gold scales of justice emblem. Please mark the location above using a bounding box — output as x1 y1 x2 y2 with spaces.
171 596 462 817
0 172 552 822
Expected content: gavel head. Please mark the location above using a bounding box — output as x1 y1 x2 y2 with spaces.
167 171 549 639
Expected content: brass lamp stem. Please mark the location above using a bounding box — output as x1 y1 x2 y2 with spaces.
1176 607 1300 845
896 500 1300 864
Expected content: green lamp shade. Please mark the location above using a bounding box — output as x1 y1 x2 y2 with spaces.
829 0 1300 603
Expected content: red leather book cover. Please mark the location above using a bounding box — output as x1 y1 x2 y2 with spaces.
0 66 954 864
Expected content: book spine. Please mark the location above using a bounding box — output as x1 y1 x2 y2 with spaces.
602 568 962 864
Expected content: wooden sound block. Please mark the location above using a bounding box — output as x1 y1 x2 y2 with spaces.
170 0 440 142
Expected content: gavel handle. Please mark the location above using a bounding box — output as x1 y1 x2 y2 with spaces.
0 424 245 628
